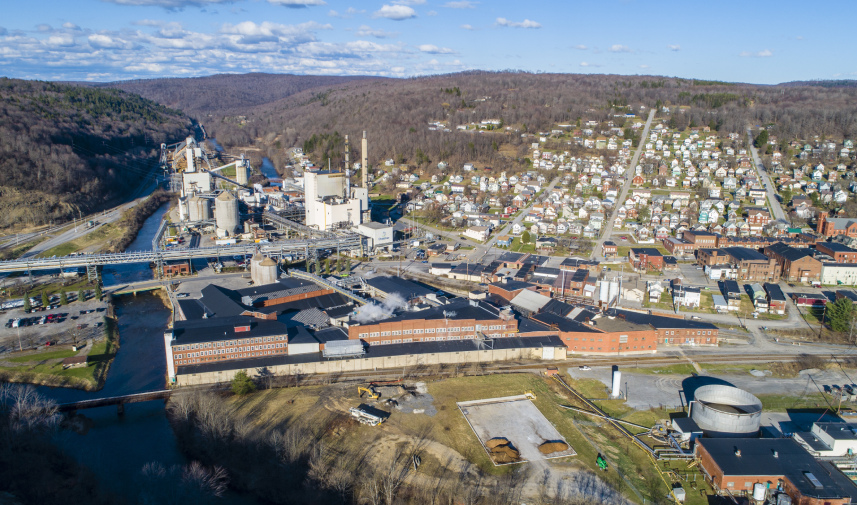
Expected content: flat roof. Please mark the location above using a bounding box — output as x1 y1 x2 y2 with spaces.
723 247 769 262
698 438 857 501
764 283 787 301
176 334 566 375
366 276 434 300
631 247 663 256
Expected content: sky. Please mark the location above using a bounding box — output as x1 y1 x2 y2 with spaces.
0 0 854 84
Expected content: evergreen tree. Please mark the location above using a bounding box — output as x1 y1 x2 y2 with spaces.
94 283 102 301
77 289 85 303
344 258 351 277
41 291 49 308
231 370 256 395
754 130 769 148
521 231 531 244
827 298 855 333
325 258 332 275
23 295 31 313
60 291 68 305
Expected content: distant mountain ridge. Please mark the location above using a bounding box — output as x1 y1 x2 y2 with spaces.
0 78 191 228
97 73 384 117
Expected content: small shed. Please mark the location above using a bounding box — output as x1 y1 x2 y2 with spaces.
62 356 88 369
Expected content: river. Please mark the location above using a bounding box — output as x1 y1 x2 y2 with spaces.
30 203 257 504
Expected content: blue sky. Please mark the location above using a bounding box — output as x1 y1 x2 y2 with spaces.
0 0 853 83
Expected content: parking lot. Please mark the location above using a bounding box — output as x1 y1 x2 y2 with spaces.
0 297 108 353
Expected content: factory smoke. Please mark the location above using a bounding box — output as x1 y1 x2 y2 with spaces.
354 293 407 323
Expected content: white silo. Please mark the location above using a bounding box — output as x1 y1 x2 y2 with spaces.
251 255 278 285
188 195 211 222
611 366 622 398
236 161 249 186
215 191 240 234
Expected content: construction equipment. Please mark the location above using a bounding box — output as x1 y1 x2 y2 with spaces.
349 407 385 426
524 390 537 400
596 454 608 471
358 386 380 399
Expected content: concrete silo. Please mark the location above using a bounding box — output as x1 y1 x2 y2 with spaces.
235 162 249 186
690 385 762 437
178 197 189 222
188 195 211 222
250 254 278 286
215 191 240 235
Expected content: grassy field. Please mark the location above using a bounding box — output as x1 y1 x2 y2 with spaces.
0 237 48 260
227 373 707 504
508 236 536 253
0 316 118 391
36 223 124 257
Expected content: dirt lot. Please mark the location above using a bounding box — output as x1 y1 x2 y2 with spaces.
458 396 576 464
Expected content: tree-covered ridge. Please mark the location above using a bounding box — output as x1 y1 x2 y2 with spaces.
0 78 191 228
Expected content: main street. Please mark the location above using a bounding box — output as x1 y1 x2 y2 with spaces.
590 108 656 260
746 127 787 222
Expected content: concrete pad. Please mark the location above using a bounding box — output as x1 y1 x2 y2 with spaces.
458 396 576 465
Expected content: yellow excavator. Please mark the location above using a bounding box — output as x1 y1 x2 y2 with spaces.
358 386 380 399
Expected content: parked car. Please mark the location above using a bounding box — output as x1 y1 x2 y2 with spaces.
578 365 592 371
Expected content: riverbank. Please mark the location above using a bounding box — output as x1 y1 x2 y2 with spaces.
0 313 120 391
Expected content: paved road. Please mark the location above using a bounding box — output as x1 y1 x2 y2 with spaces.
474 175 562 258
746 127 787 222
591 109 656 260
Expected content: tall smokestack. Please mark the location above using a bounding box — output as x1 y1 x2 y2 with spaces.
361 130 368 189
344 134 350 172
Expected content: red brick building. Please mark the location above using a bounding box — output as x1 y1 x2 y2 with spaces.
817 211 857 238
746 207 772 226
682 230 718 248
663 237 696 256
816 242 857 263
601 241 617 259
630 247 664 271
696 438 852 505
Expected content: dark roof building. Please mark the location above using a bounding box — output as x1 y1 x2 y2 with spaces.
696 438 857 505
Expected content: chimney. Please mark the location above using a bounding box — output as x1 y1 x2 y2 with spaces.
344 134 350 170
361 131 369 189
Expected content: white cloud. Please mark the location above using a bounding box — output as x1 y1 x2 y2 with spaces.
100 0 232 8
418 44 455 54
495 17 541 28
393 0 425 4
579 62 601 68
62 22 81 30
740 49 773 57
426 10 437 15
356 25 397 38
267 0 327 6
608 44 631 53
444 0 476 7
328 7 362 18
460 24 474 30
667 44 680 51
373 4 416 20
639 64 650 69
573 44 587 50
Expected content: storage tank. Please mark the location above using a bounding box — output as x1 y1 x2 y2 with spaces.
611 366 622 398
188 195 211 222
690 385 762 437
215 191 240 234
236 162 249 186
753 483 766 502
250 254 278 285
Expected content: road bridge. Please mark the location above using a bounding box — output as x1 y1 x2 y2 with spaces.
0 235 363 274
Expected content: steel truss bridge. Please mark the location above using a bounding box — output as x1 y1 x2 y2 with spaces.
0 234 363 274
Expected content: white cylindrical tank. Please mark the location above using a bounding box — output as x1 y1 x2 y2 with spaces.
236 163 249 185
753 483 766 502
690 385 762 437
250 254 278 286
215 191 240 234
188 195 211 222
611 369 622 398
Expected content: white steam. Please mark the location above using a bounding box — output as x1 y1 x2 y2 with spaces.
354 293 407 323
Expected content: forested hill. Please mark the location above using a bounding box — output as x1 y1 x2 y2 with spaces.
0 78 191 229
101 73 383 117
104 71 857 176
